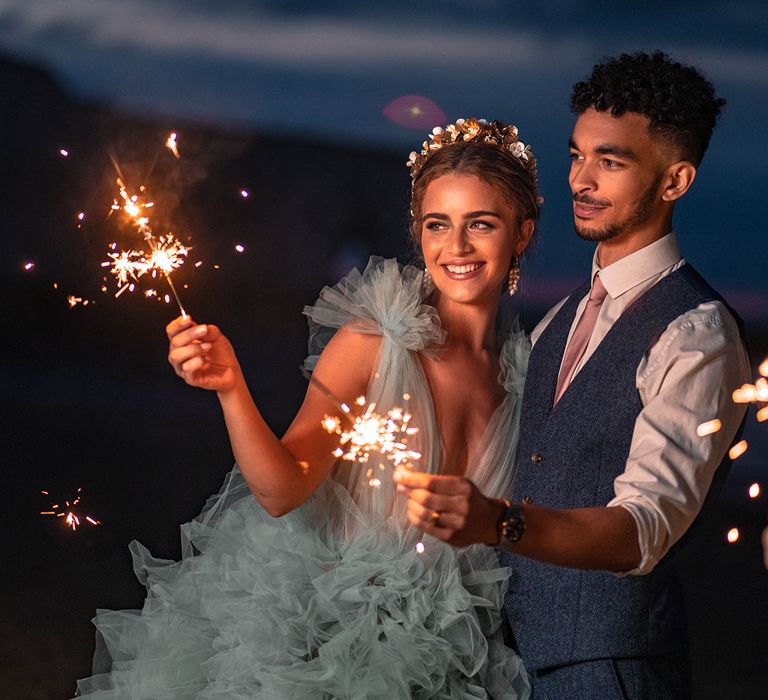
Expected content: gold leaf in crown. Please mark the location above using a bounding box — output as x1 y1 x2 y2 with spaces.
406 117 543 205
407 118 534 176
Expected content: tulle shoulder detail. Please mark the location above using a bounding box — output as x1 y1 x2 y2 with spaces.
303 257 446 370
498 321 530 398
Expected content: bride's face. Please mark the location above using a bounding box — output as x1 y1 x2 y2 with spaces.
420 173 533 305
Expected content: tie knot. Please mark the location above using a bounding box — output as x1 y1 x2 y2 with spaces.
589 275 608 303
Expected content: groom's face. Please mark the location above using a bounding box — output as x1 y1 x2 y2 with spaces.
568 108 670 243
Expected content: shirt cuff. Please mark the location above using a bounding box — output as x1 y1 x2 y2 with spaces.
609 502 657 576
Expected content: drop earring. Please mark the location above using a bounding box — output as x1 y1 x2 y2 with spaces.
422 267 435 297
508 256 521 296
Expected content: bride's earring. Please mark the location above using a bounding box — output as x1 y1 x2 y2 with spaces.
508 257 521 296
422 267 435 297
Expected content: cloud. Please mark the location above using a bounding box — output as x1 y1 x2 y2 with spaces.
0 0 591 70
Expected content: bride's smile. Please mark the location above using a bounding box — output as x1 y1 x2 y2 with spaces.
419 173 533 307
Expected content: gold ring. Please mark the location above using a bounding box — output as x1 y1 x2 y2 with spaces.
429 510 440 526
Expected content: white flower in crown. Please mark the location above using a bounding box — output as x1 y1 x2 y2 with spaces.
406 117 541 210
511 140 528 160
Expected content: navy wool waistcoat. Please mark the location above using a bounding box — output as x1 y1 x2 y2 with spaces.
501 264 740 671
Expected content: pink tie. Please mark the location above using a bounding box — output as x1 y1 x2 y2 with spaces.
554 275 608 405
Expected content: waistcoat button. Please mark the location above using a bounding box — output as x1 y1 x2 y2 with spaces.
531 453 542 463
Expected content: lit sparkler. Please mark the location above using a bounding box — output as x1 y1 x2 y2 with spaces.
302 368 421 487
40 487 101 532
322 397 421 477
103 176 188 316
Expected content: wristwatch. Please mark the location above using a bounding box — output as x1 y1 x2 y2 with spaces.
498 499 526 544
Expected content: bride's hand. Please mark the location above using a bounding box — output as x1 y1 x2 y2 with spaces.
166 316 242 394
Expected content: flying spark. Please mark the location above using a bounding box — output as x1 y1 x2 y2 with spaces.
732 377 768 403
728 440 748 460
727 527 740 543
40 487 101 532
696 419 722 437
749 483 761 499
166 131 180 159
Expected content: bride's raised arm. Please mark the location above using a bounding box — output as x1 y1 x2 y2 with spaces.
167 315 380 516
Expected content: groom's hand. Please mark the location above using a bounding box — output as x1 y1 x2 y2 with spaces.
394 470 506 547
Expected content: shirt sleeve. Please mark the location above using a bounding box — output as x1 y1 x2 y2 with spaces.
607 300 751 575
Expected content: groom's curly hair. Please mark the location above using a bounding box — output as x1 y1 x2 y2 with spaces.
570 51 725 166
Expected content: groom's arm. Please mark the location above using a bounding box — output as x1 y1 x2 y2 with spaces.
397 302 750 574
394 471 641 571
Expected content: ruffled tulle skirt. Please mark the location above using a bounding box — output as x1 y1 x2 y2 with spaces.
74 472 528 699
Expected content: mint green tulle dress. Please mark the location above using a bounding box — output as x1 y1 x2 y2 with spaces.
74 258 531 699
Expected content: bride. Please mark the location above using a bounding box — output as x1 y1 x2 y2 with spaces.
74 118 541 699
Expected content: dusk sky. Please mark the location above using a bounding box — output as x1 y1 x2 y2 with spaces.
1 0 767 308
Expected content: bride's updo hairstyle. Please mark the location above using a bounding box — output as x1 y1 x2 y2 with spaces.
407 118 542 249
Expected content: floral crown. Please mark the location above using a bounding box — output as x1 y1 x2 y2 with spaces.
406 117 542 204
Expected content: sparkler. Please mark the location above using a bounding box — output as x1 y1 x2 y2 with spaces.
40 487 101 532
103 176 188 317
302 370 428 553
322 396 422 477
301 369 421 487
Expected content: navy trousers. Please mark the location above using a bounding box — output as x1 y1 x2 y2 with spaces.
529 654 691 699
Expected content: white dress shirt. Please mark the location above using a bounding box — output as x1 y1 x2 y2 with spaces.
531 232 750 575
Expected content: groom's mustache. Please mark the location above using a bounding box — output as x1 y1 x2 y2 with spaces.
573 193 610 208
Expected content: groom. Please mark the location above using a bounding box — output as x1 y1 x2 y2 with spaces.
396 51 749 697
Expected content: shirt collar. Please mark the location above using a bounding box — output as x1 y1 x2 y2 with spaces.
591 230 682 299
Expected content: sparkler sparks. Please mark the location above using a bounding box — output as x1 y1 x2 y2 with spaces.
302 369 421 489
749 483 761 499
40 487 101 532
67 294 87 308
727 527 740 543
103 176 188 316
23 261 35 271
322 397 421 477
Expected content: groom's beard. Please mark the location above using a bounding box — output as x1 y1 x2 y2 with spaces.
574 179 660 242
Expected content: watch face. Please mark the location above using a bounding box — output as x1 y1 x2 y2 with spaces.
502 511 525 543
